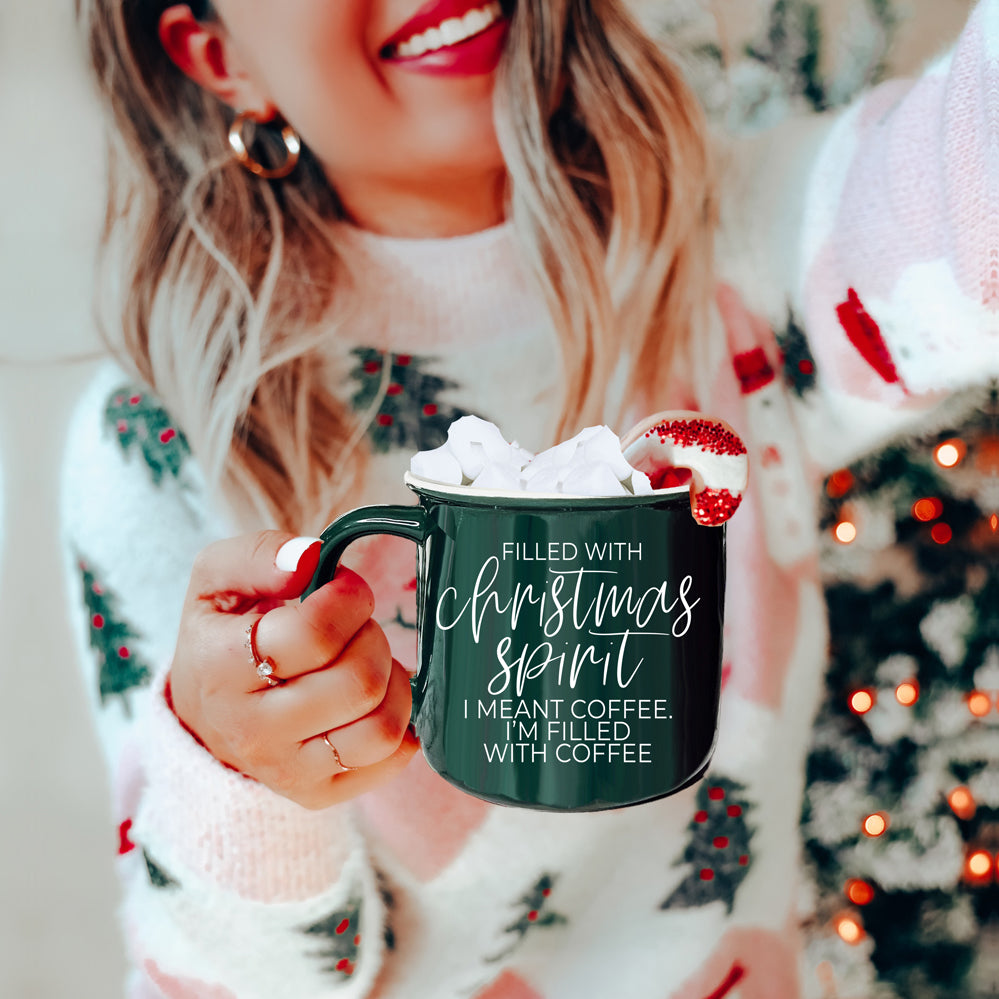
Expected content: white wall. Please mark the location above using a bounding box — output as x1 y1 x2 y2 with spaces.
0 1 124 995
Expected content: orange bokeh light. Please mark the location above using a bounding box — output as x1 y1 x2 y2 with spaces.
849 690 875 714
948 787 977 821
912 498 943 522
934 440 966 468
968 692 992 717
895 682 919 706
835 914 865 944
863 813 888 837
845 879 875 906
966 851 992 879
835 521 858 544
931 523 953 544
991 514 998 532
826 469 855 498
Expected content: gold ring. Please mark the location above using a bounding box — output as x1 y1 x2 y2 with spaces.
245 616 283 687
323 732 357 772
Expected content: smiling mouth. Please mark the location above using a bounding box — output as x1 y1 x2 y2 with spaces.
381 2 506 60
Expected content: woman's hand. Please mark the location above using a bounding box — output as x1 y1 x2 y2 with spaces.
169 531 419 809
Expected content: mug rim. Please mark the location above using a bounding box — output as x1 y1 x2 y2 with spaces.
404 471 689 509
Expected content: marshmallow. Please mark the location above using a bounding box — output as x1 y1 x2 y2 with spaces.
412 420 654 499
523 466 563 494
629 470 654 496
581 426 638 481
561 463 630 497
410 443 463 485
472 463 522 492
447 416 515 479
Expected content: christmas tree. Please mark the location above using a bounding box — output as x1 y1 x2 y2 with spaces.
78 555 152 717
487 873 568 962
349 348 476 454
104 384 191 486
301 893 365 979
800 386 998 998
661 776 755 915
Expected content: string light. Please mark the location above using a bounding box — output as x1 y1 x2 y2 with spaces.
934 440 966 468
863 813 888 837
826 469 855 498
947 786 977 821
968 691 992 718
965 850 993 882
834 520 858 544
895 681 919 706
845 879 875 906
834 913 865 944
912 498 943 522
931 523 953 545
991 514 998 532
849 689 875 714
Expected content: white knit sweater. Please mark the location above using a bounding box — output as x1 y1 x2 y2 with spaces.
61 4 997 996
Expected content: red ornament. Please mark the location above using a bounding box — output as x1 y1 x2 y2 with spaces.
376 414 394 427
727 805 742 818
527 910 538 922
700 868 715 881
129 394 142 406
387 384 403 396
739 855 749 866
159 428 176 444
694 810 709 823
423 404 439 416
92 614 105 629
335 918 350 935
396 354 412 366
708 786 726 801
713 836 729 849
364 360 381 374
118 646 130 659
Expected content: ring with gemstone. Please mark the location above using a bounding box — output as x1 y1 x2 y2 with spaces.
323 732 357 772
245 616 283 687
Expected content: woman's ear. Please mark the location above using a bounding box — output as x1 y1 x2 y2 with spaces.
158 5 277 121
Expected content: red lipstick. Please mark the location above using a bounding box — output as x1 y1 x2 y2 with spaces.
380 0 510 77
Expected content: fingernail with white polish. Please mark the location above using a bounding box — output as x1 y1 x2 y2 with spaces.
275 536 322 572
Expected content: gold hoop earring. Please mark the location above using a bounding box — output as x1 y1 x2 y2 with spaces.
228 111 302 180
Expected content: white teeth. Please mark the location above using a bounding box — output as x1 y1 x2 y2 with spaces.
392 2 504 59
438 17 466 44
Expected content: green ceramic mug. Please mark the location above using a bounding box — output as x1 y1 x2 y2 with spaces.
304 413 747 811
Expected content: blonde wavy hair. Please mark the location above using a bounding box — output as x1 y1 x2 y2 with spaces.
81 0 719 536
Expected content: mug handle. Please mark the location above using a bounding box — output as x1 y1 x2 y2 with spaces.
300 505 431 600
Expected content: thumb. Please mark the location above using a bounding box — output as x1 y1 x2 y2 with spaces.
189 531 323 612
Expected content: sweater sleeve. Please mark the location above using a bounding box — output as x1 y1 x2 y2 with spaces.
713 0 998 472
60 361 389 998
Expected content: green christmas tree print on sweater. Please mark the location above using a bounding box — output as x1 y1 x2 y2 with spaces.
77 555 152 717
350 348 478 454
661 777 755 915
302 894 366 980
486 873 568 962
105 385 191 487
